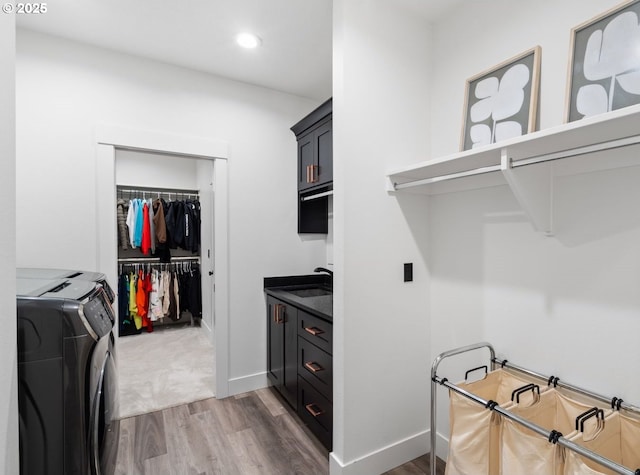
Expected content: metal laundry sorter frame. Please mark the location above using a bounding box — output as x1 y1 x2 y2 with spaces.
430 342 640 475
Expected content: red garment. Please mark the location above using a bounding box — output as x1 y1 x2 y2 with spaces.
141 202 151 255
136 270 147 318
141 272 153 332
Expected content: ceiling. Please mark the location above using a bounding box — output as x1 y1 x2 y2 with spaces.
17 0 463 102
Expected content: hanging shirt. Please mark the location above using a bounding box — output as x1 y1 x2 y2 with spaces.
141 201 151 255
153 199 167 244
129 272 142 330
117 199 129 250
147 198 156 254
126 199 138 248
162 270 171 316
134 198 144 247
149 270 162 321
173 271 181 319
136 270 148 319
140 271 153 332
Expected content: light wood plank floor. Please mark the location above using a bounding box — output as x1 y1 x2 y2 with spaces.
115 386 445 475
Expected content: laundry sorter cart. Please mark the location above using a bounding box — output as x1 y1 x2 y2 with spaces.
430 342 640 475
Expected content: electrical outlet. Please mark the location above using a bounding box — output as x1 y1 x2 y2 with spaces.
404 263 413 282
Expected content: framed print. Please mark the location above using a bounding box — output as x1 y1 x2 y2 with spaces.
566 0 640 122
461 46 541 151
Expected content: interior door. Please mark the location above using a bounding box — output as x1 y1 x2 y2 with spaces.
197 159 215 335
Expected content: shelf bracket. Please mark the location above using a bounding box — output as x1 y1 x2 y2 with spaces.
501 148 554 236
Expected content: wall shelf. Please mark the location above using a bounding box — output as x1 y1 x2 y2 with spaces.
387 105 640 235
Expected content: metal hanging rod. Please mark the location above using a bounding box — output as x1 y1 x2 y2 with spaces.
510 134 640 169
117 185 199 199
492 358 640 416
117 256 200 263
393 165 501 191
430 343 640 475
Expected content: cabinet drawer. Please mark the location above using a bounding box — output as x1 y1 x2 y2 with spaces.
298 376 332 451
298 337 332 400
298 311 332 354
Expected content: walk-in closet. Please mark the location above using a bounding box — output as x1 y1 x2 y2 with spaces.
114 149 216 418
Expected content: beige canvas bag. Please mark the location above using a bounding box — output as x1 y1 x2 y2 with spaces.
445 369 541 475
501 389 605 475
564 411 640 475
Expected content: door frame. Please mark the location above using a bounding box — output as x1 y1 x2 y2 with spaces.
94 125 231 398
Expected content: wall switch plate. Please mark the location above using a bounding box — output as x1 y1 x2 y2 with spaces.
404 263 413 282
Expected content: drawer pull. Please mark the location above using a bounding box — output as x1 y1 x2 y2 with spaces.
304 361 324 373
305 403 324 417
304 326 324 336
273 304 284 324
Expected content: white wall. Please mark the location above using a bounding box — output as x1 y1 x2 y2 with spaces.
332 1 431 473
116 149 199 190
16 29 327 393
428 0 640 455
0 12 18 475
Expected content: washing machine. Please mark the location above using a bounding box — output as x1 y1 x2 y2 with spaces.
16 267 116 305
17 274 119 475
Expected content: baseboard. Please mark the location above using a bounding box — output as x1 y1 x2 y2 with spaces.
329 430 429 475
227 371 268 396
434 430 449 462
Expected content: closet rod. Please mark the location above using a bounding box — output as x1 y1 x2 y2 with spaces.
117 185 199 196
433 375 637 475
393 164 502 191
117 256 200 263
493 358 640 416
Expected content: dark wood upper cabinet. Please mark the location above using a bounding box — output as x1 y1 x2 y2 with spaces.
291 98 332 234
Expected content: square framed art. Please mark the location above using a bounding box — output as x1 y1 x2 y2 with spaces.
566 0 640 122
461 46 541 151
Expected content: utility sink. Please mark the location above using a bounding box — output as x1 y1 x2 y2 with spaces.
285 287 332 298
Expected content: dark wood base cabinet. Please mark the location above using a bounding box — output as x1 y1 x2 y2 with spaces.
266 296 333 450
266 296 298 409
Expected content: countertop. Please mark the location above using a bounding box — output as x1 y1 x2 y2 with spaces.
264 274 332 321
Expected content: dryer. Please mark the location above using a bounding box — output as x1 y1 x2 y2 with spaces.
17 275 119 475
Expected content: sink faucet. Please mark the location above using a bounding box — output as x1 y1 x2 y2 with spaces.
314 267 333 277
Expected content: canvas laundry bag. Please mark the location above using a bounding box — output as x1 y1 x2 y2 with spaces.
445 369 541 475
564 411 640 475
501 389 606 475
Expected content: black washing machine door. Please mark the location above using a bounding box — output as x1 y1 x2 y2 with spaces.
89 335 119 475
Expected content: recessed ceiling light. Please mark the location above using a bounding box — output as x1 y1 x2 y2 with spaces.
236 32 262 49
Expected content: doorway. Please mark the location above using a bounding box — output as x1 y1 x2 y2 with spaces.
94 126 231 408
113 149 216 417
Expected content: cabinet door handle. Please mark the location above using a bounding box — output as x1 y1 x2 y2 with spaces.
304 326 324 336
305 403 324 417
311 165 319 183
274 304 284 324
306 164 311 183
304 361 324 373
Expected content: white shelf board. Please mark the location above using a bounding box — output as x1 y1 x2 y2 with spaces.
387 104 640 195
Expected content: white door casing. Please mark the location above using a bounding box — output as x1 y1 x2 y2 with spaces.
95 125 231 398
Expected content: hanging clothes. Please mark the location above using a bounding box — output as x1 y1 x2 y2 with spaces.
117 190 200 257
147 198 156 254
117 261 202 336
129 272 141 330
126 199 138 248
153 198 167 244
117 199 129 250
141 201 151 255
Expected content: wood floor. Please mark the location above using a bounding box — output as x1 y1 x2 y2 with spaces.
115 386 444 475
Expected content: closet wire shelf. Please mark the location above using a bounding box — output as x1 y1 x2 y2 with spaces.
430 342 640 475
